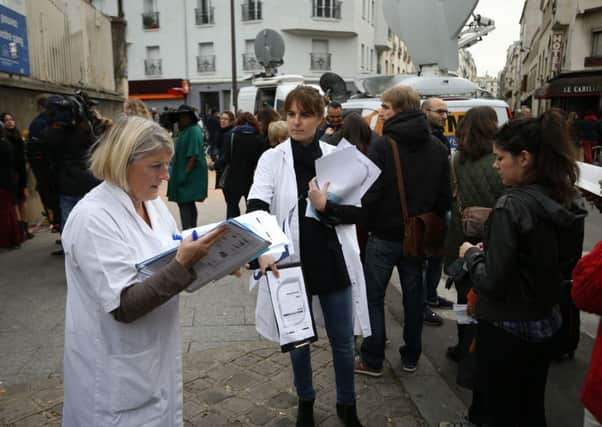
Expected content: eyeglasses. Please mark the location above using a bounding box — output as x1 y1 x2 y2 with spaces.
428 109 448 115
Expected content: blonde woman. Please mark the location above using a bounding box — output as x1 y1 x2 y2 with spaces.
123 98 151 119
267 120 288 146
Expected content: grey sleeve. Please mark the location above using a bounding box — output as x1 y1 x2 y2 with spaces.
111 259 196 323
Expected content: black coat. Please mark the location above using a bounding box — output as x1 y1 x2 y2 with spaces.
222 124 266 198
361 111 451 241
465 185 586 321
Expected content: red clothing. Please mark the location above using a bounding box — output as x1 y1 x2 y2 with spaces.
572 241 602 423
0 189 22 248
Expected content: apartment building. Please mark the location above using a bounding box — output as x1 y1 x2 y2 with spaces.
474 73 500 98
501 0 602 116
98 0 417 113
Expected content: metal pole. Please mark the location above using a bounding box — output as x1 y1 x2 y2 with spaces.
183 0 190 105
230 0 238 112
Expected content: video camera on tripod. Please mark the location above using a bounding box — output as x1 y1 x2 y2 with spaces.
45 90 110 138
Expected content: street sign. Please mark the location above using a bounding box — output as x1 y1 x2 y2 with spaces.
0 1 30 76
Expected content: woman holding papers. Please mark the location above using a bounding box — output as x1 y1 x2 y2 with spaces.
61 117 224 427
248 86 369 427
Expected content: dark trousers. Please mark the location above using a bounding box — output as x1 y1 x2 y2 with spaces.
477 320 551 427
224 193 245 219
178 202 198 230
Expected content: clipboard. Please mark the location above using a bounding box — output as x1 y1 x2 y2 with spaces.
264 262 318 353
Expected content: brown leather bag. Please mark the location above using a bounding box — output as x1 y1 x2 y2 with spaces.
389 139 446 257
451 154 491 239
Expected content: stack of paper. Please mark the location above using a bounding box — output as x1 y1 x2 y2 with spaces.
135 211 289 293
577 161 602 196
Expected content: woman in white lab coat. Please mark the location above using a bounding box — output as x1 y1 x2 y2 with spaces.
61 117 224 427
247 86 368 427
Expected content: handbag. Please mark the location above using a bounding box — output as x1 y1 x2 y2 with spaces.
451 154 491 239
217 133 235 189
389 138 446 257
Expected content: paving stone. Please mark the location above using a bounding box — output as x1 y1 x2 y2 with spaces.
266 415 296 427
248 359 282 376
189 409 231 426
197 388 234 405
0 397 42 424
225 371 261 390
12 412 52 427
268 391 297 410
246 405 278 426
213 396 254 417
231 352 265 368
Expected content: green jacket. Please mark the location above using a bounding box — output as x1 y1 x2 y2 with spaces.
167 125 208 203
444 152 504 269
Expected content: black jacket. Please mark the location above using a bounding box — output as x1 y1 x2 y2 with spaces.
221 124 266 198
46 125 100 197
465 185 586 321
359 111 451 241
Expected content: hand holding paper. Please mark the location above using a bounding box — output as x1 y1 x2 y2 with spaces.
308 177 329 212
175 226 227 269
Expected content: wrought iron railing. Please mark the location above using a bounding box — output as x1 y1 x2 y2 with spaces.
197 55 216 72
142 11 160 29
242 53 261 71
310 52 331 71
144 59 162 75
195 7 214 25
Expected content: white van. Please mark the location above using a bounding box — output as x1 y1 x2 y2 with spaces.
237 74 323 114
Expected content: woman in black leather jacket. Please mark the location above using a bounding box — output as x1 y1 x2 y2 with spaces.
459 111 586 427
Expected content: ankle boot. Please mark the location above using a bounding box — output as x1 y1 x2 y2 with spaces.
296 399 315 427
336 403 363 427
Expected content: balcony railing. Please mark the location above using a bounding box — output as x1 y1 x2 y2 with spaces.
142 11 160 29
144 59 162 76
195 7 214 25
310 52 331 71
197 55 216 72
241 2 262 21
312 1 342 19
242 53 261 71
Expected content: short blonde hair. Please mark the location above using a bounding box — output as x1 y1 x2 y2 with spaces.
267 120 288 146
89 117 173 192
381 85 420 113
124 99 151 119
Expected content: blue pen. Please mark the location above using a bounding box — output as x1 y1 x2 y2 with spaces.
172 233 183 242
192 230 198 241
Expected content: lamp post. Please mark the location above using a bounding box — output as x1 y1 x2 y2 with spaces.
230 0 238 112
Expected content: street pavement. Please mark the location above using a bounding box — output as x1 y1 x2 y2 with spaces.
0 174 599 426
0 180 425 427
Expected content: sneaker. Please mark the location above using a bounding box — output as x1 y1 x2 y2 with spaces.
423 307 444 326
354 356 382 377
427 296 454 308
401 359 417 373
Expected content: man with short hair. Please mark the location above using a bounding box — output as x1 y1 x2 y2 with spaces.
318 101 343 145
354 86 451 375
420 98 455 327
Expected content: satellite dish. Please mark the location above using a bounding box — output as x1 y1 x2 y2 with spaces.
254 29 285 75
382 0 478 72
319 72 348 102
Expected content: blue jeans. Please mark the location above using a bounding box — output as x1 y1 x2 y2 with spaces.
60 195 81 232
289 285 356 404
360 236 425 368
424 256 443 304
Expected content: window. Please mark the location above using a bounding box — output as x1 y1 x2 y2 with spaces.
242 0 262 21
362 0 366 19
361 43 365 70
371 0 374 24
142 0 159 29
370 48 374 71
311 39 331 70
592 31 602 57
195 0 214 25
312 0 342 19
145 46 161 75
243 39 260 71
197 42 215 72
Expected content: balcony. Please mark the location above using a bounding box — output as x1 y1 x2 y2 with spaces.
241 2 262 21
310 52 331 71
142 11 160 30
312 1 342 19
197 55 216 73
144 59 162 76
242 53 261 71
195 7 214 25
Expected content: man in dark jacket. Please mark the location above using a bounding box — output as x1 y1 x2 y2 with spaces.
354 86 451 375
317 101 343 145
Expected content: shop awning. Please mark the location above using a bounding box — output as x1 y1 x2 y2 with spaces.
128 79 189 100
535 73 602 98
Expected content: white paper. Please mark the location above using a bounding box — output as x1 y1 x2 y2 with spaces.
314 140 381 206
453 304 478 325
266 267 315 347
577 161 602 196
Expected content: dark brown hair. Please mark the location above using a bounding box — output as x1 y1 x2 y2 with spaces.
235 111 261 133
221 111 235 122
494 110 578 204
256 108 280 135
341 113 372 153
283 86 325 117
456 106 498 162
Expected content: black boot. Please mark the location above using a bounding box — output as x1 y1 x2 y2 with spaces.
336 403 363 427
296 399 315 427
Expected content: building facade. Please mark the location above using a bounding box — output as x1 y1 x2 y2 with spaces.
457 48 477 81
501 0 602 116
474 73 500 98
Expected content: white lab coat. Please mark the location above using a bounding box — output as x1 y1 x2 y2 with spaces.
248 139 371 339
61 182 183 427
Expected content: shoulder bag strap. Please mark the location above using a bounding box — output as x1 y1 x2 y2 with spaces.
450 152 464 213
388 138 409 222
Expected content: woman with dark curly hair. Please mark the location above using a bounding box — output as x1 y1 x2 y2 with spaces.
219 111 266 218
458 110 586 426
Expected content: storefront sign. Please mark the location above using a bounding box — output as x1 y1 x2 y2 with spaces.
0 1 29 76
550 32 563 76
560 84 602 96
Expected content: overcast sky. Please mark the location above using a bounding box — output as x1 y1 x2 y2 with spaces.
466 0 524 77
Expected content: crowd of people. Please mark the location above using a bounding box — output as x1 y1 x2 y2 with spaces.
1 87 601 427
